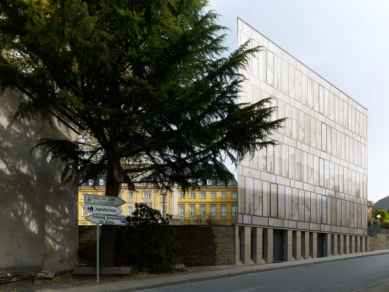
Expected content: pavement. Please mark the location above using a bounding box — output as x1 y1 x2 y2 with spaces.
3 250 389 292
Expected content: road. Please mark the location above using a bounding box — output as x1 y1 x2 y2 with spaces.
140 254 389 292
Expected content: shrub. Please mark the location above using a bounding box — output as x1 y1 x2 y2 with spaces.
114 203 180 273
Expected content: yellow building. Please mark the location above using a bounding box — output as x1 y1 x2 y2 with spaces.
175 179 238 225
78 177 237 225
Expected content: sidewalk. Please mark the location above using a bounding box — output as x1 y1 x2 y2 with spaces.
16 250 389 292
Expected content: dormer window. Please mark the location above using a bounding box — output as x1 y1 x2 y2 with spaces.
207 180 212 186
88 180 93 186
99 179 104 186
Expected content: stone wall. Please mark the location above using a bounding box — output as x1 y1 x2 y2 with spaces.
369 234 389 251
171 225 235 267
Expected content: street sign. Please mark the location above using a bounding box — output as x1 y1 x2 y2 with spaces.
85 204 122 215
85 214 127 226
84 194 125 206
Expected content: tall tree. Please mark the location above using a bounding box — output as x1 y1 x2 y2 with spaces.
0 0 285 266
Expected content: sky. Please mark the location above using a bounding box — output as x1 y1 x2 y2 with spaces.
207 0 389 203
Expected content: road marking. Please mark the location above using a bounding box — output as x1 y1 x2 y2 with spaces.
233 285 267 292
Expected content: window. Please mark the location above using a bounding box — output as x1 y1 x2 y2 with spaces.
82 207 86 217
128 205 133 215
190 205 196 216
211 192 216 199
232 193 238 199
99 179 104 186
232 206 237 216
221 205 227 216
200 192 206 199
211 205 216 216
128 191 133 199
143 192 151 199
180 192 185 199
190 192 196 199
88 180 93 186
82 193 87 201
200 205 206 216
179 206 185 216
207 179 212 185
221 192 227 199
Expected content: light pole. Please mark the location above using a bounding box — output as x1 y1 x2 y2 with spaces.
377 214 381 229
161 190 167 217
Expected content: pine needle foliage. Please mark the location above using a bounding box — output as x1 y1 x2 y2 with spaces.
0 0 285 265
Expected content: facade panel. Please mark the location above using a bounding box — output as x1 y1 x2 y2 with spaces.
237 19 368 244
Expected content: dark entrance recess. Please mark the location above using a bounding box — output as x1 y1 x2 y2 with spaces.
273 229 284 262
317 233 324 258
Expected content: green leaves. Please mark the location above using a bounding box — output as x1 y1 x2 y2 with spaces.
0 0 285 190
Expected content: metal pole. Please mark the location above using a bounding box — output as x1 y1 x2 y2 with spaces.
96 224 99 284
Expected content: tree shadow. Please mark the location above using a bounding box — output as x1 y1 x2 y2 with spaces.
0 89 78 273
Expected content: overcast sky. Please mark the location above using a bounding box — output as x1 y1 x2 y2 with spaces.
208 0 389 203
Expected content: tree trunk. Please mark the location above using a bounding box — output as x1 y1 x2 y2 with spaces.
99 148 121 266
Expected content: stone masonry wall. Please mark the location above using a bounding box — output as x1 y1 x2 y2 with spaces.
171 225 235 267
369 234 389 251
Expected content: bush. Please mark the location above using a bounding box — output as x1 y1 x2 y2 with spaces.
114 203 181 273
373 208 389 223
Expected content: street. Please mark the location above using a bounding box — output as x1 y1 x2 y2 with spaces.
140 254 389 292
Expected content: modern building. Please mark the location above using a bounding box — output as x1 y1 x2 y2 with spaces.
78 177 238 225
236 19 368 264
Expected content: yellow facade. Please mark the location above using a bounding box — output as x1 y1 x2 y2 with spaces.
78 178 237 225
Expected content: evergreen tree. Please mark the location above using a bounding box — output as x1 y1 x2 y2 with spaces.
0 0 285 266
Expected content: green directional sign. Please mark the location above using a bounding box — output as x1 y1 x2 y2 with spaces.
84 194 125 206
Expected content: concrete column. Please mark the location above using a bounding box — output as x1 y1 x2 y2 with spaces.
361 237 365 252
331 234 338 256
235 225 240 264
284 230 293 261
293 231 302 261
338 235 344 255
264 228 273 264
241 226 251 264
324 234 331 257
350 235 355 254
310 232 317 259
344 235 349 254
356 236 361 253
301 231 310 259
253 227 263 264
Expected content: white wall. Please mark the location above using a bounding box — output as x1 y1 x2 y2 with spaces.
0 89 78 273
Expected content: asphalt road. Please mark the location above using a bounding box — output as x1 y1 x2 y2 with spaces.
139 254 389 292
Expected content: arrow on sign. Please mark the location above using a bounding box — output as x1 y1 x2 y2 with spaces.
85 204 122 215
85 214 127 226
84 195 125 206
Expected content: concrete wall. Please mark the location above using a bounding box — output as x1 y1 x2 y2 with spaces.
0 89 78 273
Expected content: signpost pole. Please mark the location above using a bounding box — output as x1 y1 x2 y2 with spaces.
96 224 99 284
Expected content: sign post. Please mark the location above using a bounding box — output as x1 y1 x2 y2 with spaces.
84 194 126 284
96 223 99 284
